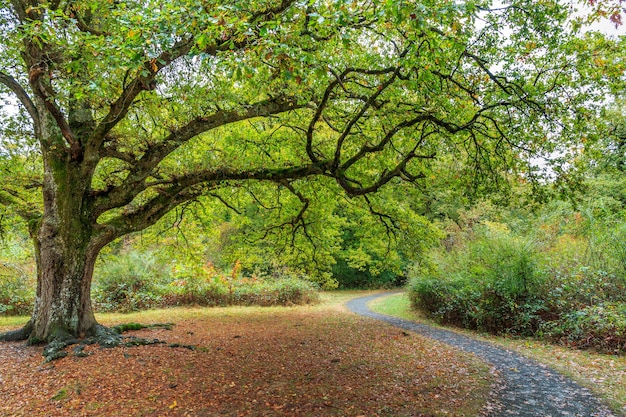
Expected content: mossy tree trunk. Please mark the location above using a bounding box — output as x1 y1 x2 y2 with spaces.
29 161 96 343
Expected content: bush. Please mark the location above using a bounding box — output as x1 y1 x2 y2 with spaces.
161 264 320 308
162 263 229 307
541 268 626 314
91 252 320 312
0 263 34 316
92 251 168 312
229 274 320 306
408 227 546 335
408 272 478 328
408 214 626 353
540 302 626 354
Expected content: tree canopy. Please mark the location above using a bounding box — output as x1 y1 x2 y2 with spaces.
0 0 623 354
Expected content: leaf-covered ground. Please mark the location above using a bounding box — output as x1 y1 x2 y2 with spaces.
0 295 491 417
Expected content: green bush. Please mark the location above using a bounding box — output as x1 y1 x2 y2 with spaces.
229 274 320 306
92 251 168 312
408 227 546 335
0 263 34 316
541 268 626 314
540 302 626 354
408 272 479 328
161 264 319 308
408 212 626 353
162 264 229 307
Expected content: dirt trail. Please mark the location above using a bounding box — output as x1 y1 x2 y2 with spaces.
346 292 617 417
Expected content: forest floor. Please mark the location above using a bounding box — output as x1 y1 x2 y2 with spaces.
0 291 492 417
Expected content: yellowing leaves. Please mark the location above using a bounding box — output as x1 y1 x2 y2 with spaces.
127 29 142 40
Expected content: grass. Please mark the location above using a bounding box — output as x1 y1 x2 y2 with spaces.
370 292 626 417
0 291 369 331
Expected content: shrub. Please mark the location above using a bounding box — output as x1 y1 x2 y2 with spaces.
229 274 320 306
408 227 545 335
540 302 626 354
161 263 229 307
541 268 626 314
0 263 34 316
408 213 626 353
92 251 168 312
161 264 320 308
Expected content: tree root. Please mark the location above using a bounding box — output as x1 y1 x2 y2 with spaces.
2 321 192 361
43 322 192 362
0 321 33 342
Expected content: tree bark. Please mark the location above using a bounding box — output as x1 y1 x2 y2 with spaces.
24 131 103 344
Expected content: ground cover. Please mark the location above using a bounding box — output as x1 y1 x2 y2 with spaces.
370 292 626 416
0 292 491 417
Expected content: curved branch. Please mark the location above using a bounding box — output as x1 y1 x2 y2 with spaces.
0 70 40 135
99 161 329 239
93 95 305 216
87 37 196 149
28 62 81 158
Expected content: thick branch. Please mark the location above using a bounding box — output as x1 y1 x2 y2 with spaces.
0 70 40 130
88 1 300 152
307 65 398 163
28 62 81 157
99 162 329 239
93 96 304 216
87 37 196 149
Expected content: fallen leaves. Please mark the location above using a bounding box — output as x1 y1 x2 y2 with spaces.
0 306 492 416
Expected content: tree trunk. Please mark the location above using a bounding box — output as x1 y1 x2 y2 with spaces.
28 226 99 344
25 142 105 345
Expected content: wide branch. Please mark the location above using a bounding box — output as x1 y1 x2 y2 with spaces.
87 0 299 155
86 37 196 151
94 95 305 217
99 161 330 240
0 70 40 132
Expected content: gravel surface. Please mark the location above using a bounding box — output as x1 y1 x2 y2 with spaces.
346 292 617 417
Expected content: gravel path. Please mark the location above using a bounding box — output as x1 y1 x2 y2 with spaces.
346 292 617 417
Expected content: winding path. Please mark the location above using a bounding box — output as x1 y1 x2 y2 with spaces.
346 292 617 417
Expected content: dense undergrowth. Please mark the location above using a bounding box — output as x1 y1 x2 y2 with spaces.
408 201 626 354
0 252 319 315
93 255 320 312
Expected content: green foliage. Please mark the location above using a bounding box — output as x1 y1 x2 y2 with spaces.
331 259 400 289
0 232 35 316
408 183 626 353
163 262 319 308
408 225 545 335
91 248 319 312
92 251 167 313
540 302 626 354
228 274 320 307
0 263 33 316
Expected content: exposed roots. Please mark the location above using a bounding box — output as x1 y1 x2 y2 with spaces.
1 321 193 361
0 321 33 342
46 323 193 362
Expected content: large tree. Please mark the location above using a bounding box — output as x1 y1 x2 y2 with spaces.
0 0 618 354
